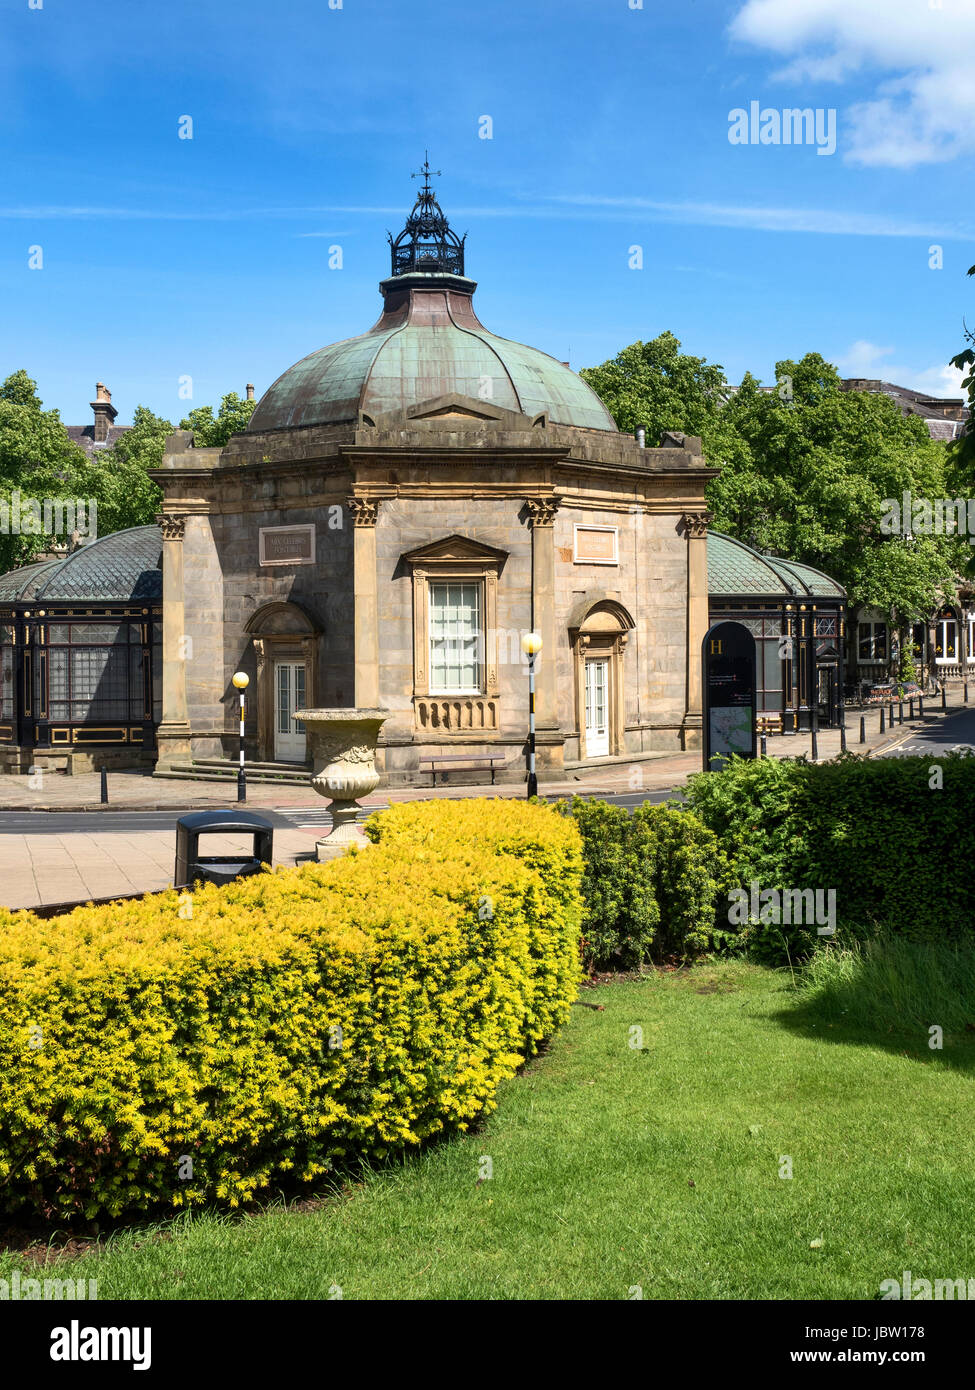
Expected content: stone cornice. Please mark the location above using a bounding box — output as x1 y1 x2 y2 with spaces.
150 452 717 516
338 443 573 466
150 448 718 492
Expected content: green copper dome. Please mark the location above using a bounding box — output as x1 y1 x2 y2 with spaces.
248 172 617 434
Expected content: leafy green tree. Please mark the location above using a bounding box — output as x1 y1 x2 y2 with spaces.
715 354 966 624
0 371 174 572
0 370 87 571
582 341 967 629
0 376 263 576
1 369 45 410
580 332 743 468
75 405 172 536
180 391 256 446
948 262 975 500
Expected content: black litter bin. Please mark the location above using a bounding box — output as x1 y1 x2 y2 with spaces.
174 810 274 890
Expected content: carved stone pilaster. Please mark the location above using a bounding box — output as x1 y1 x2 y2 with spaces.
154 513 192 769
525 497 560 762
349 500 380 704
681 510 711 748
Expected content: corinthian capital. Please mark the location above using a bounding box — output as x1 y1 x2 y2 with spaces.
157 512 187 542
682 511 711 540
347 496 380 527
526 497 560 528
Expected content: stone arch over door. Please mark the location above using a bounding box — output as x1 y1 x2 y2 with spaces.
567 594 635 760
244 600 323 763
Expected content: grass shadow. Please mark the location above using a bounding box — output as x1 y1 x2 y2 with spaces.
766 936 975 1074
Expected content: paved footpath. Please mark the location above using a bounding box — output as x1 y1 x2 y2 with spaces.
0 692 966 910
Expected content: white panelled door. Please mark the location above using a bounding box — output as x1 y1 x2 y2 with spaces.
585 657 610 758
273 661 307 762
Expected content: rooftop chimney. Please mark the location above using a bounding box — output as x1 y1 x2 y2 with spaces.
90 382 118 443
246 383 255 401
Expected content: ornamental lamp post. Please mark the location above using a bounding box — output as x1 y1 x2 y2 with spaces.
521 631 542 799
232 671 249 802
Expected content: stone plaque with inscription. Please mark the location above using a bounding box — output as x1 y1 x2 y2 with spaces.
258 524 316 567
574 525 618 563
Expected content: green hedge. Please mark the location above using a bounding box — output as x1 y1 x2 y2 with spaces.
684 752 975 962
555 797 727 969
0 800 583 1221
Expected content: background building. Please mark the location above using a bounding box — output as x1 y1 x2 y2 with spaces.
0 525 162 772
707 531 846 732
838 378 968 443
66 383 132 456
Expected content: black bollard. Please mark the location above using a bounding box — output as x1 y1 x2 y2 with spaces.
942 685 947 712
859 715 866 744
760 733 767 759
811 710 819 762
918 695 924 719
100 766 108 805
898 700 904 725
880 706 886 734
909 698 915 720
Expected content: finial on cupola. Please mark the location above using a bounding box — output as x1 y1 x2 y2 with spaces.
387 156 467 277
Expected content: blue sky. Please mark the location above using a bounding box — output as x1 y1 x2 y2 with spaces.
2 0 974 426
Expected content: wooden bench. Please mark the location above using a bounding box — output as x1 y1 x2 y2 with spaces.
419 753 508 787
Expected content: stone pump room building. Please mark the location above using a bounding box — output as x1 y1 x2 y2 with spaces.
153 170 716 786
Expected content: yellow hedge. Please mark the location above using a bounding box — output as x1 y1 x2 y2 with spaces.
0 799 583 1220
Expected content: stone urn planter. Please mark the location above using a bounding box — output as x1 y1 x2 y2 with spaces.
293 708 389 857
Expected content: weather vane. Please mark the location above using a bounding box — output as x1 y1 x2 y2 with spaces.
411 151 441 195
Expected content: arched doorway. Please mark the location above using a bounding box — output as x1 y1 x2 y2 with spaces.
567 594 635 760
244 601 322 763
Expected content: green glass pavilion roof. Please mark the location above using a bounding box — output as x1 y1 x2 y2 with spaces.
0 525 162 603
707 531 845 599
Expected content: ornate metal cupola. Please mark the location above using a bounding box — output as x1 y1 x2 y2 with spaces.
387 156 467 277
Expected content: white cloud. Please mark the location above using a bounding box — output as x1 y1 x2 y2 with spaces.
3 198 964 241
730 0 975 167
543 193 969 240
0 205 403 222
835 339 965 395
2 195 969 245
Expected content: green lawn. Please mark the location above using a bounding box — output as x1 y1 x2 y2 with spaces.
6 961 974 1300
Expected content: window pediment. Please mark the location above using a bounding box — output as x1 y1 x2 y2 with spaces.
402 535 508 568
